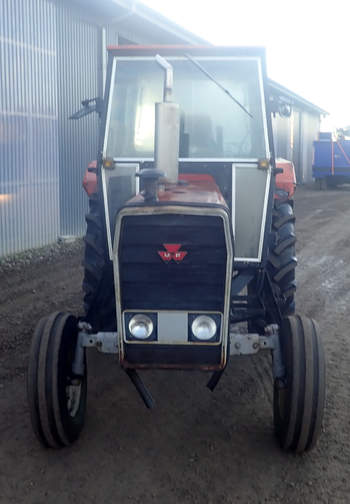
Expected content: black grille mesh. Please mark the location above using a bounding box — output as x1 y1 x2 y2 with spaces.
118 213 227 312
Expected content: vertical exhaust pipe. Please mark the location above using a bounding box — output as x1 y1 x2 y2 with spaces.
154 55 180 184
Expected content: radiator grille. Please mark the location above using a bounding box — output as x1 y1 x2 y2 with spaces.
118 214 227 312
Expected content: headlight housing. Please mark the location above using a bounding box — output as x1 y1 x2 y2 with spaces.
191 315 217 341
128 314 154 340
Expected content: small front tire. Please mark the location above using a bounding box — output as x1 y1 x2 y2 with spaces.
273 315 326 453
27 312 87 448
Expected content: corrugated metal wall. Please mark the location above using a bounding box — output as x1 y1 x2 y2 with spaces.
291 109 301 180
300 113 320 183
0 0 121 256
56 11 120 237
56 13 121 237
272 108 320 183
272 113 291 160
0 0 59 256
57 3 100 237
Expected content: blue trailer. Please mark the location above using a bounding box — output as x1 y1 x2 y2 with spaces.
313 132 350 188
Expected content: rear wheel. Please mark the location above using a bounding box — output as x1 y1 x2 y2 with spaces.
27 312 87 448
326 176 338 189
82 194 116 331
273 315 326 453
267 200 297 316
315 178 328 190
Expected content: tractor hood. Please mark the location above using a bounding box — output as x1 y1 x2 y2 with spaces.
124 174 228 209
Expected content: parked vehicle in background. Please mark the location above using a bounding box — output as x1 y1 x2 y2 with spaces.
313 129 350 188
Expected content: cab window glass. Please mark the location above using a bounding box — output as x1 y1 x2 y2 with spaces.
105 58 267 159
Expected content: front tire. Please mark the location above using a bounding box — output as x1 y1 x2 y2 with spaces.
27 312 87 448
273 315 326 453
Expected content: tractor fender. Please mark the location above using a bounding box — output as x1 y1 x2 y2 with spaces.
83 160 98 196
275 158 296 199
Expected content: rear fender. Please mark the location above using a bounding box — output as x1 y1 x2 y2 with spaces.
83 160 98 196
274 158 296 200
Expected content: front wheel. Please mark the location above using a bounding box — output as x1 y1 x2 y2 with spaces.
27 312 87 448
273 315 326 453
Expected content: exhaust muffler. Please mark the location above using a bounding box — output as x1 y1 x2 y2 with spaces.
154 55 180 184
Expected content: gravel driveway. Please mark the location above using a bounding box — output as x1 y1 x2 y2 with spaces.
0 185 349 503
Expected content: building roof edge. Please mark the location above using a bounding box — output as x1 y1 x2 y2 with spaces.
268 79 328 116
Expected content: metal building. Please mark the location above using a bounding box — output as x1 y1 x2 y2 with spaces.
0 0 326 257
0 0 206 257
269 80 327 183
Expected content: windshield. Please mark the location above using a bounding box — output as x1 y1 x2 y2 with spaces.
104 57 268 160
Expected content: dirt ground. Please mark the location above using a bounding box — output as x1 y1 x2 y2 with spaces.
1 186 350 503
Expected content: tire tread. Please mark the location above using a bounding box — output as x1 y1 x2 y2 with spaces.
268 199 297 316
27 312 86 449
37 312 62 448
82 195 116 331
274 315 326 453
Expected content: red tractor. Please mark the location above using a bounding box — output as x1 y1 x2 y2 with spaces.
27 46 325 453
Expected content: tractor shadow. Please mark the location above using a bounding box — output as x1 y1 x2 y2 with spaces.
81 351 295 483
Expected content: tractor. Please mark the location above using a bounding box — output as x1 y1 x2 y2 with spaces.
27 45 325 453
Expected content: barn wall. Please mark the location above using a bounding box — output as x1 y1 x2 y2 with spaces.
0 0 183 257
0 0 59 256
272 108 320 183
300 113 320 182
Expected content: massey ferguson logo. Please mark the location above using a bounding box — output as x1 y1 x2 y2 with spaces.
158 244 188 263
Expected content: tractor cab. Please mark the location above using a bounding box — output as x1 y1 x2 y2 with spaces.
101 46 272 264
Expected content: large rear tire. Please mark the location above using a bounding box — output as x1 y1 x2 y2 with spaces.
273 315 326 453
267 200 297 316
82 194 116 331
27 312 87 448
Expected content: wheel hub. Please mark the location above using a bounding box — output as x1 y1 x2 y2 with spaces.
66 378 82 418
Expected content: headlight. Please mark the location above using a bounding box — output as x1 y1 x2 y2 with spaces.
191 315 217 341
128 314 154 340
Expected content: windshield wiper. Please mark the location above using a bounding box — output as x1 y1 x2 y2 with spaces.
184 54 253 119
